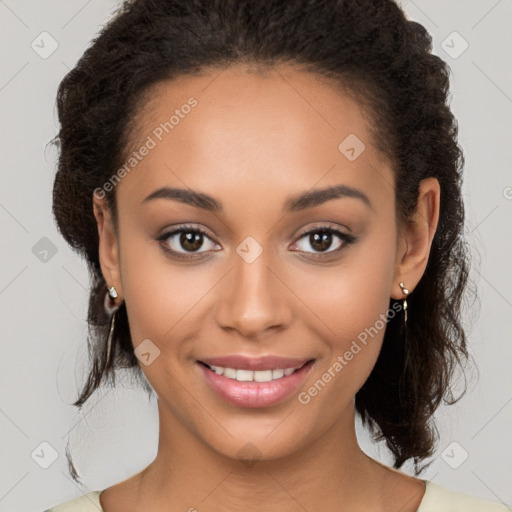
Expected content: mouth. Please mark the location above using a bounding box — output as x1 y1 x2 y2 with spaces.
196 358 315 408
198 360 311 382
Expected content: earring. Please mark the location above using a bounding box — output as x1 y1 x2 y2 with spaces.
108 286 118 299
106 308 116 365
104 285 119 315
399 282 409 323
104 285 120 366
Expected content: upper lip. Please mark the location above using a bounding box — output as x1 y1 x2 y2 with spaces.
198 355 312 371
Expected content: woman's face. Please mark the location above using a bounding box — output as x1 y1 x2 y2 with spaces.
96 64 410 461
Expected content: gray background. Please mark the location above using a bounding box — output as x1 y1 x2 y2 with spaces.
1 0 511 510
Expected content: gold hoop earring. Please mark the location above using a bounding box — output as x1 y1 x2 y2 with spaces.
399 282 409 323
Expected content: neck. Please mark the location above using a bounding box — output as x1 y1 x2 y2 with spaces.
134 401 398 512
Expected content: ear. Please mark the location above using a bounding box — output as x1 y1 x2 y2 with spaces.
92 194 123 301
391 177 440 299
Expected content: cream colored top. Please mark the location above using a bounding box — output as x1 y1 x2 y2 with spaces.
44 480 510 511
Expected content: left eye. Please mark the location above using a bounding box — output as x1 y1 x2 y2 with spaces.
291 226 356 255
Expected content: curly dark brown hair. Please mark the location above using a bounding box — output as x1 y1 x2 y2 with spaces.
50 0 475 483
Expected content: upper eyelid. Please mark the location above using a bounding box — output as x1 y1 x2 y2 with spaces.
160 222 349 236
296 222 351 236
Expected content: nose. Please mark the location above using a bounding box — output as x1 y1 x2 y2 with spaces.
214 244 292 339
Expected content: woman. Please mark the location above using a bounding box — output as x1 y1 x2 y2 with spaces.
44 0 509 510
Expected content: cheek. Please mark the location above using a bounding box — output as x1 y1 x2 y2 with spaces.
119 232 229 369
118 231 198 346
303 231 396 341
296 228 397 397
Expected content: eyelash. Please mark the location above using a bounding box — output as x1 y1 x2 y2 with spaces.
156 223 358 261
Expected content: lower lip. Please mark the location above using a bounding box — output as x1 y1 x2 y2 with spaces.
198 360 314 408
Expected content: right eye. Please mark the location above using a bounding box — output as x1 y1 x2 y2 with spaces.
157 224 221 259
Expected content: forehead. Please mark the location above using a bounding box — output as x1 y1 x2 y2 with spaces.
117 64 394 214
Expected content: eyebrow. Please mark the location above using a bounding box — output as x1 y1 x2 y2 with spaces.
142 184 372 212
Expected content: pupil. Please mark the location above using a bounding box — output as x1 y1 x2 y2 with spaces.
181 231 202 251
311 232 331 252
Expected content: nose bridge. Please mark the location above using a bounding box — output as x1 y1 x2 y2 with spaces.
235 236 273 299
215 235 289 336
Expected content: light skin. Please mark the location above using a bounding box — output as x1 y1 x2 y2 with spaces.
93 63 440 511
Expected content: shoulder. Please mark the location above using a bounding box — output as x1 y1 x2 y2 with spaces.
417 480 510 512
43 490 104 512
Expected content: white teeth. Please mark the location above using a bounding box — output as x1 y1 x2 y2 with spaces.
223 367 237 379
236 369 254 382
253 370 273 382
272 369 284 379
207 364 301 382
